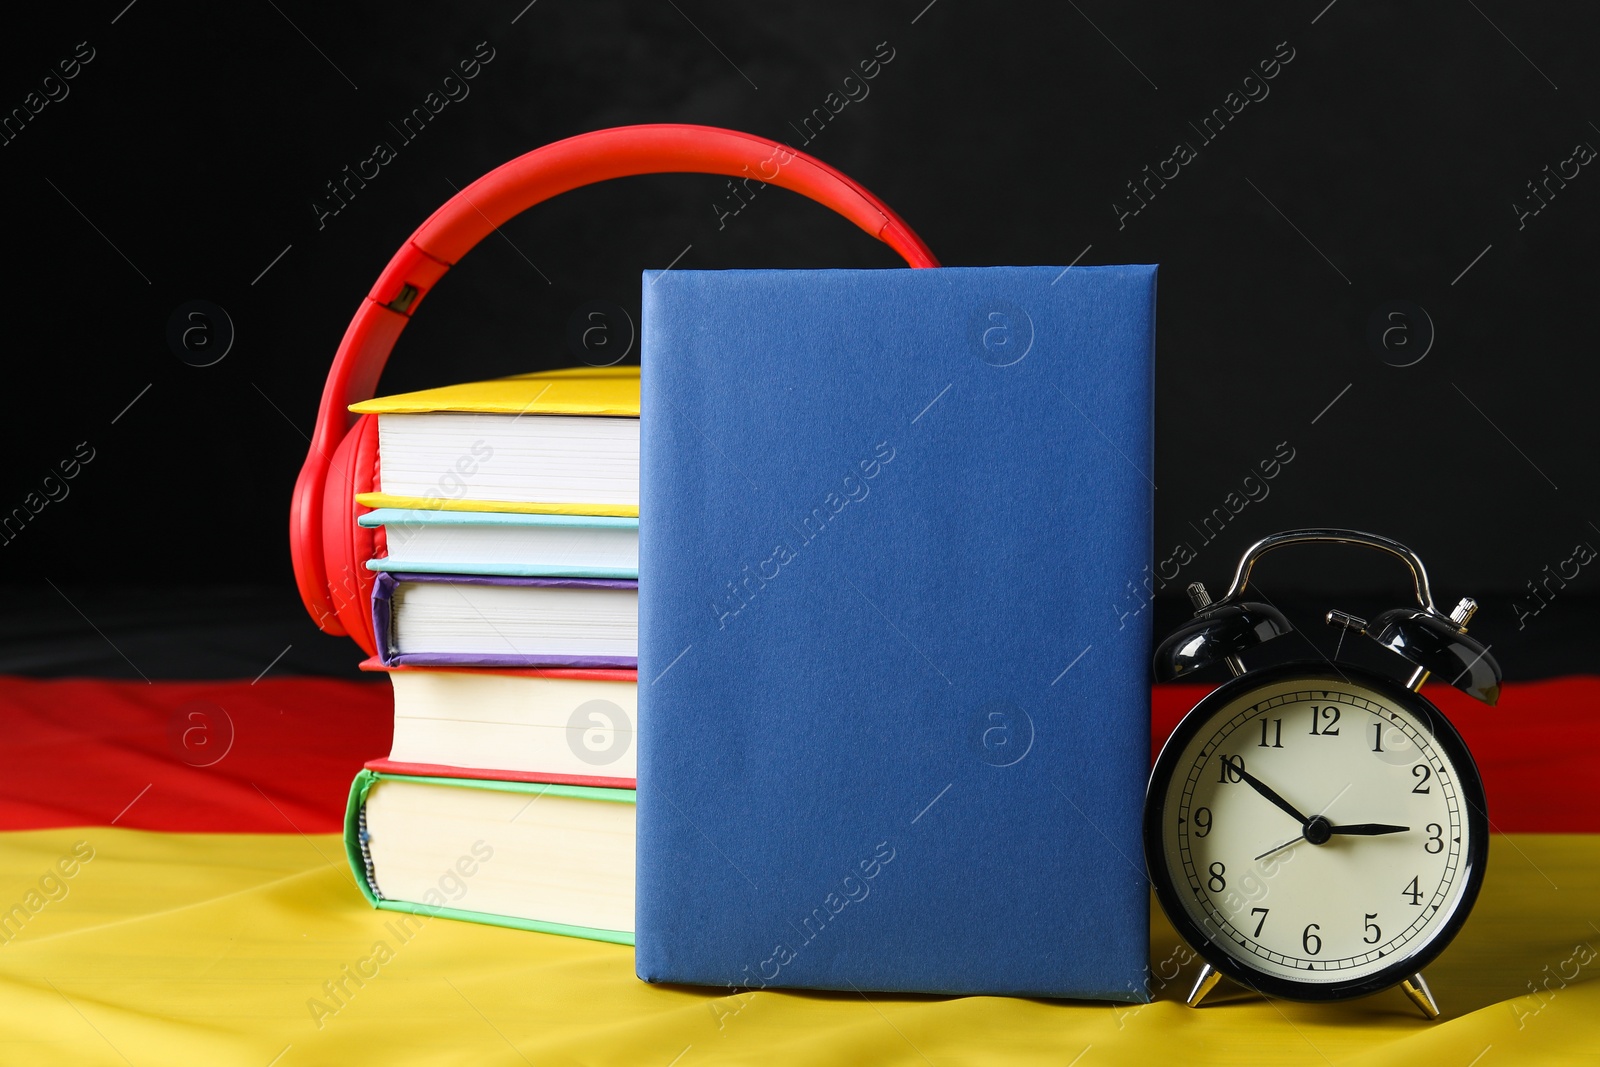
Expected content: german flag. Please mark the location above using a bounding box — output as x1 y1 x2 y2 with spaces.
0 674 1594 1064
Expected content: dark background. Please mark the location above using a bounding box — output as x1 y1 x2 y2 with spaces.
1 0 1594 679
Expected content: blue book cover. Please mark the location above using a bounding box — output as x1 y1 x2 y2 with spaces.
637 265 1156 1000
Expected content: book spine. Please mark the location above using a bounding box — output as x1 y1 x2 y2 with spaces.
370 573 400 667
355 803 383 900
341 769 384 907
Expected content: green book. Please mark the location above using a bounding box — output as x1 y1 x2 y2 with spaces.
344 768 635 945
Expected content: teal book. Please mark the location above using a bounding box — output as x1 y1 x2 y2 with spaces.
345 768 635 945
360 508 639 578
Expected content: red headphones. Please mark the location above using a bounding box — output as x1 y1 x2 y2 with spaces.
290 123 939 654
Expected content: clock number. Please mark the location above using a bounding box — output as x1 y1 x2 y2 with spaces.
1403 875 1423 906
1363 913 1381 944
1424 823 1443 853
1371 723 1384 752
1218 754 1246 784
1309 705 1340 736
1250 907 1269 937
1193 807 1212 838
1257 718 1283 748
1302 923 1322 955
1207 862 1226 892
1412 764 1432 793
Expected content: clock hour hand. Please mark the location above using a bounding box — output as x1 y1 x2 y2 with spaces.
1221 756 1311 826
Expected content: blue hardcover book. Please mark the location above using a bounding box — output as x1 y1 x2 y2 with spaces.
637 265 1156 1000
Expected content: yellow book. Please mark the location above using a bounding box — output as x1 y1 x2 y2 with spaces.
353 367 640 517
350 365 639 417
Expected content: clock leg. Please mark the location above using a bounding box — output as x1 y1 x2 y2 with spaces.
1400 972 1440 1019
1185 963 1221 1008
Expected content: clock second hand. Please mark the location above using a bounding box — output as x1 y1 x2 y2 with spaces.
1252 782 1355 862
1254 834 1310 863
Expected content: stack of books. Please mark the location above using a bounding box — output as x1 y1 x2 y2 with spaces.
341 367 641 945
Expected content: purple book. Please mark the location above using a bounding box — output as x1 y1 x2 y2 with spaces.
372 571 639 669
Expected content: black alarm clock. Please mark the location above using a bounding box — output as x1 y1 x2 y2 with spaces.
1144 529 1501 1018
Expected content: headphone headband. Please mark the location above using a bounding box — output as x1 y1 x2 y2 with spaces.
292 123 938 640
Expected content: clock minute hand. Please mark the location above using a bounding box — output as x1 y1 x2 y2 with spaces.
1222 756 1312 826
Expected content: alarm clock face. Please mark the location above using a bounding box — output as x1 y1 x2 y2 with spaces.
1145 662 1488 1001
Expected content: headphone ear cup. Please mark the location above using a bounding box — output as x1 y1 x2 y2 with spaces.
290 456 342 638
320 413 382 656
